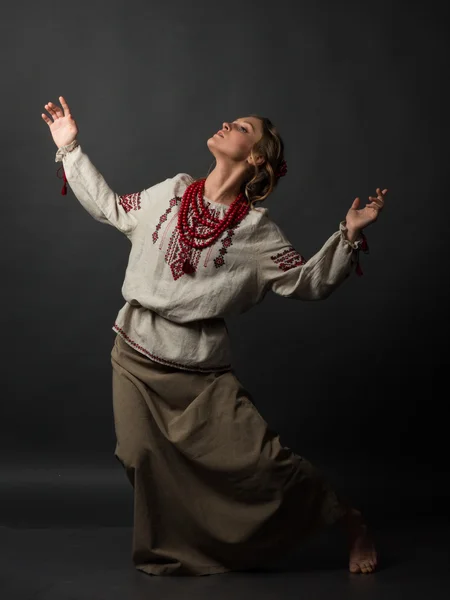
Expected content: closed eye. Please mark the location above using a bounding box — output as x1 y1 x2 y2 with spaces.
231 121 248 133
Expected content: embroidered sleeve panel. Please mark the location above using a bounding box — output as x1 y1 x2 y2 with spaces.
255 216 361 301
270 246 306 272
118 192 142 213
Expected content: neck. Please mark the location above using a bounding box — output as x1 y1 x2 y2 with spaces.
203 163 249 206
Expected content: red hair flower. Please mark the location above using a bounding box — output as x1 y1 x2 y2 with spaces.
275 158 287 180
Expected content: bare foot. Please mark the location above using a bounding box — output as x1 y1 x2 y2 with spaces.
343 508 378 574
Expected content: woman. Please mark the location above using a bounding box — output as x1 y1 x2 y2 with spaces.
42 96 386 577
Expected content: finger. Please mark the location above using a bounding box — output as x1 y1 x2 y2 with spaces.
41 113 52 125
48 101 63 118
59 95 71 117
45 102 58 119
369 196 384 206
377 187 388 196
43 105 54 121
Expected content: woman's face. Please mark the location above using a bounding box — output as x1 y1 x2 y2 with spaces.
207 116 264 163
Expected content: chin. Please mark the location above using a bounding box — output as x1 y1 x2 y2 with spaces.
206 137 218 153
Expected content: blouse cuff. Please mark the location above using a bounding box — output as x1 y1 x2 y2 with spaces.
55 139 80 162
339 220 365 250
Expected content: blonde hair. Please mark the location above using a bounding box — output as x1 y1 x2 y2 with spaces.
191 115 286 210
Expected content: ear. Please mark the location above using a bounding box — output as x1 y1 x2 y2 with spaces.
248 154 265 167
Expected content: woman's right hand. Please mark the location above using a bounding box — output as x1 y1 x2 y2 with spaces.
41 96 79 149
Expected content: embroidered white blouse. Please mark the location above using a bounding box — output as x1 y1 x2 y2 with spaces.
55 139 366 372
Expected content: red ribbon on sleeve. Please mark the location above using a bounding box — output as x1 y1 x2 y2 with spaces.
56 165 68 195
355 231 369 276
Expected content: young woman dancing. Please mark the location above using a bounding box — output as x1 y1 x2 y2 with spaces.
42 96 387 577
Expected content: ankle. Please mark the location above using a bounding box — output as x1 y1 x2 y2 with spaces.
337 506 364 533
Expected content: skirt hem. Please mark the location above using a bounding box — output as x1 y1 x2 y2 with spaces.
135 563 232 576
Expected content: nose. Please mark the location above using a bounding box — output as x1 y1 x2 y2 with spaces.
222 122 230 132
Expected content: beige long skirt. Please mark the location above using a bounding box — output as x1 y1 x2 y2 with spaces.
111 333 347 576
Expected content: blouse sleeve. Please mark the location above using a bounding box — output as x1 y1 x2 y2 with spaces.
55 140 164 237
255 216 368 301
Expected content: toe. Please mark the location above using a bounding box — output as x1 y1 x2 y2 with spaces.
349 562 361 573
364 562 375 573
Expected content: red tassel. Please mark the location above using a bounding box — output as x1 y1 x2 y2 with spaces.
354 230 369 276
360 231 369 253
182 259 196 274
56 165 68 195
355 260 364 276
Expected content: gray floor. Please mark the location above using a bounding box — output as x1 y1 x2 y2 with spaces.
1 461 449 599
1 518 449 599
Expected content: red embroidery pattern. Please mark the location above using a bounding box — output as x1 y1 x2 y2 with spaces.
152 197 179 243
214 228 236 268
152 196 242 280
113 325 231 372
118 192 141 213
271 247 306 272
166 226 201 280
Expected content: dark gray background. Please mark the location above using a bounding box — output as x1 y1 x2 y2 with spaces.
1 0 448 527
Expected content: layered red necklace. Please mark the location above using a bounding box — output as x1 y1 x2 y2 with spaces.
177 178 250 274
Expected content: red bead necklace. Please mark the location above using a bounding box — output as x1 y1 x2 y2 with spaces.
177 178 250 274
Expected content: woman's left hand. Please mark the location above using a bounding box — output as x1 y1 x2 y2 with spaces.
345 188 388 232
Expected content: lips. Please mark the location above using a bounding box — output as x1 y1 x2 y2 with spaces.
216 131 224 138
